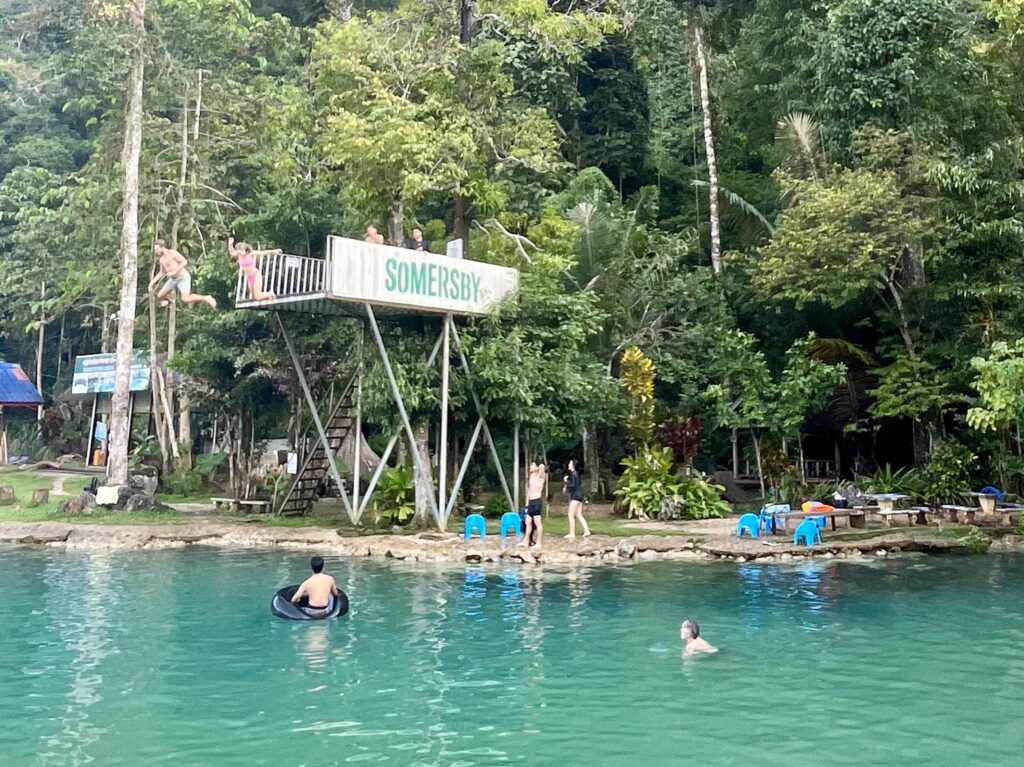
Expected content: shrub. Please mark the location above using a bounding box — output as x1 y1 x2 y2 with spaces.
483 494 510 518
659 416 702 467
373 464 415 524
677 474 731 519
614 446 685 519
857 464 925 499
922 440 977 506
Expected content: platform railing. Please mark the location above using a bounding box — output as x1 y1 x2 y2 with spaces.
234 252 329 304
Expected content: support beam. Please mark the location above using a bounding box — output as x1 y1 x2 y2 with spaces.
513 422 520 511
276 313 354 521
357 431 400 519
353 372 362 514
438 315 450 521
365 304 442 526
445 417 484 519
449 324 514 513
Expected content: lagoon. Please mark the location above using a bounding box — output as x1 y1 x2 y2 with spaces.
1 549 1021 766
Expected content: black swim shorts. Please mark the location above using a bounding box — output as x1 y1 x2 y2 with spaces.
527 498 542 516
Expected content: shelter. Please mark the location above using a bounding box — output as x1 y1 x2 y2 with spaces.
235 234 520 524
0 362 43 464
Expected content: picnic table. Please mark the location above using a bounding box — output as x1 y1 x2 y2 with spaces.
864 493 911 513
773 507 867 532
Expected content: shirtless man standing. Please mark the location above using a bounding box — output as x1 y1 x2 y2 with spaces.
523 460 546 549
148 240 217 308
680 620 718 655
291 556 339 618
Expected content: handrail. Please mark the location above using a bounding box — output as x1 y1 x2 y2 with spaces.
235 252 329 304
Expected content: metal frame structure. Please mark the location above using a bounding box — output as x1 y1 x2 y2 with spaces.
271 306 514 529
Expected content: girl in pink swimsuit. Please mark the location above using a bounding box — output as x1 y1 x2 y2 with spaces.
228 237 281 301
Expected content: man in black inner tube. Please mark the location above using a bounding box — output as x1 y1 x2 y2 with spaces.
291 556 339 617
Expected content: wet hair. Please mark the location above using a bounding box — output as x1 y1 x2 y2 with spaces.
310 556 324 573
236 241 253 254
682 619 699 638
154 239 166 251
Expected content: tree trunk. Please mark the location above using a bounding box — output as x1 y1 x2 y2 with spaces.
584 425 600 497
35 281 45 421
100 302 110 353
453 195 470 256
692 17 722 276
751 428 765 498
881 273 916 359
413 421 434 526
107 0 147 486
387 194 404 246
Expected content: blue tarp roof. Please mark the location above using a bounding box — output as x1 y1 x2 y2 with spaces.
0 363 43 407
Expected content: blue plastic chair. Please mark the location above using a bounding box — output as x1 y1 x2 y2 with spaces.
499 512 522 541
793 519 822 547
812 515 827 529
736 513 760 538
979 486 1004 502
760 504 790 533
464 513 486 541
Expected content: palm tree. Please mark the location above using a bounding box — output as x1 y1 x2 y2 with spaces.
689 1 722 275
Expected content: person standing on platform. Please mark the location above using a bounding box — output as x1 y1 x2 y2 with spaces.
564 459 591 539
522 460 546 549
365 226 384 245
405 228 431 253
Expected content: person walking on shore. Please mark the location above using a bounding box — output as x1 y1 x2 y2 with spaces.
564 459 590 539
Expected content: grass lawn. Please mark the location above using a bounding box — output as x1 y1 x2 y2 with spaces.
0 469 183 525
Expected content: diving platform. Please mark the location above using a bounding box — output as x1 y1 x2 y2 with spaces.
233 234 522 529
234 235 519 318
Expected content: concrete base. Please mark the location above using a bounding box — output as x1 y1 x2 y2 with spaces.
95 485 125 507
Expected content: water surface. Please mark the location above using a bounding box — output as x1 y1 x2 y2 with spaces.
1 548 1021 766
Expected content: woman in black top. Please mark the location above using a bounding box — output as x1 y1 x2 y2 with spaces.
564 459 591 538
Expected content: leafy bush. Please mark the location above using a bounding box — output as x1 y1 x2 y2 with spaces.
857 465 925 499
677 474 731 519
483 494 510 518
659 416 702 466
373 464 415 524
922 440 977 506
957 526 991 554
614 446 685 519
163 452 227 498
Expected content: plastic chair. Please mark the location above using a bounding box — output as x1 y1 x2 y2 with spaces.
464 513 486 541
812 515 827 529
736 513 760 538
979 486 1004 501
760 504 790 533
793 518 822 547
499 512 522 541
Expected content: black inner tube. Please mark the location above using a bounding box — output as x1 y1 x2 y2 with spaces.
271 585 349 620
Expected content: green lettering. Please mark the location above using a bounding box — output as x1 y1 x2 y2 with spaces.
428 263 438 296
384 258 397 292
461 273 471 302
397 262 409 292
410 263 427 295
449 268 461 300
471 274 481 303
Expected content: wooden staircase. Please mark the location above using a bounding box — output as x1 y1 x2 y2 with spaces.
277 375 357 517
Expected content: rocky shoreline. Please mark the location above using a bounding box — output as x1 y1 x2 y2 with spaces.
2 521 1021 565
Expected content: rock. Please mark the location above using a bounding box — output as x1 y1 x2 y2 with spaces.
390 525 404 535
780 553 793 561
96 485 125 506
657 495 686 521
823 552 834 559
615 540 637 559
81 491 97 511
0 486 14 502
875 549 887 557
124 494 155 513
128 474 158 498
59 498 86 516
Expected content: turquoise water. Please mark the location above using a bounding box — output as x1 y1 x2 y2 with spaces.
1 549 1022 766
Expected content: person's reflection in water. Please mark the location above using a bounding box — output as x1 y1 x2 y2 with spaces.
295 622 331 671
461 567 487 623
500 566 525 623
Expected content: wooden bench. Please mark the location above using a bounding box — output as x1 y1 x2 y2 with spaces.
211 497 271 514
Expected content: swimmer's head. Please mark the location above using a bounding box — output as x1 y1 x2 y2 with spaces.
681 620 699 640
310 555 324 574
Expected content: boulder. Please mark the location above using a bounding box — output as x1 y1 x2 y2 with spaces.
128 473 158 499
615 539 637 559
0 486 14 502
58 498 87 516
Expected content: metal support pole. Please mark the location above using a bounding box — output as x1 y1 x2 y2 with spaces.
353 372 362 514
449 324 514 512
513 422 520 511
438 315 450 522
357 432 400 518
365 304 441 526
276 313 354 520
445 417 484 519
86 395 98 461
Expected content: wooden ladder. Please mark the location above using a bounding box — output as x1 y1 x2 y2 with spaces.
277 375 357 517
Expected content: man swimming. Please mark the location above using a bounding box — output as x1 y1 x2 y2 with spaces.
680 620 718 655
291 556 340 618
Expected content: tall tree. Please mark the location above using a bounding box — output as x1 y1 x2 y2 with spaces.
107 0 147 486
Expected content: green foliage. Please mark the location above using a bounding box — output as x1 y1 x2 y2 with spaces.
676 474 731 519
921 440 978 506
620 346 656 449
966 340 1024 432
613 446 685 519
483 494 511 519
373 464 415 524
857 465 925 498
957 526 991 554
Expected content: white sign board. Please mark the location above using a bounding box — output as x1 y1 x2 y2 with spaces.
328 236 518 316
446 238 464 259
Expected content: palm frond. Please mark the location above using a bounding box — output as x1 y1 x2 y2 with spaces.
691 180 775 235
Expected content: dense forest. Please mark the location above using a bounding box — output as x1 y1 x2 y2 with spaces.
2 0 1023 522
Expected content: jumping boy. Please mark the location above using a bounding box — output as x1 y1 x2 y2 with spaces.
148 240 217 308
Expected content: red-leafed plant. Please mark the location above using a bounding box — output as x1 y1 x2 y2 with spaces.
659 416 702 468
